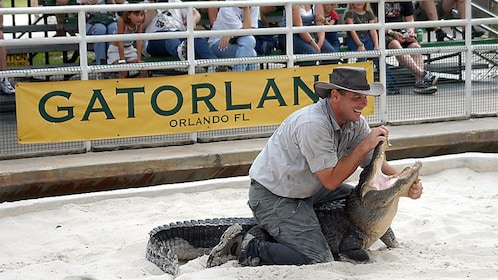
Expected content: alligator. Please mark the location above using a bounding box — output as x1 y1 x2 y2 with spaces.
145 140 422 275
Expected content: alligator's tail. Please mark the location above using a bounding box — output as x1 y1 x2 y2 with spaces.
146 217 257 275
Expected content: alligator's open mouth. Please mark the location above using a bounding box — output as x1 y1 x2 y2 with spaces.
359 141 422 205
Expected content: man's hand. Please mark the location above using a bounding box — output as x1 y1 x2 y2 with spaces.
364 125 389 152
408 179 423 199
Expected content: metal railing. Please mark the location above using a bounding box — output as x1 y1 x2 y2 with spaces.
1 0 497 159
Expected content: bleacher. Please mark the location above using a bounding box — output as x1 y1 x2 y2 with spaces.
2 1 497 79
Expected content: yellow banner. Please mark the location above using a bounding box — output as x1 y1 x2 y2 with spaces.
16 62 376 143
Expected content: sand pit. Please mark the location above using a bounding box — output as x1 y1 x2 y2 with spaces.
0 153 497 279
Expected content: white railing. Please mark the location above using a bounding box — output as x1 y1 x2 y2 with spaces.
1 0 496 78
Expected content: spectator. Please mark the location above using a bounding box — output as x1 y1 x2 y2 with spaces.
322 3 340 52
0 0 15 95
204 0 219 27
259 5 283 27
372 1 438 94
416 0 484 41
344 3 378 58
107 10 147 78
416 0 448 41
277 4 338 66
255 6 280 56
55 0 70 36
207 0 259 72
143 0 217 68
343 2 398 95
79 0 125 65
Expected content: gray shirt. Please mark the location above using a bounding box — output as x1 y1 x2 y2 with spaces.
249 98 373 198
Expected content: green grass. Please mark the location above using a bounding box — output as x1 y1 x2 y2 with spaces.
4 0 29 8
32 51 95 66
32 52 67 65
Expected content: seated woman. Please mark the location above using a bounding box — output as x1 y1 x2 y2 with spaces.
143 0 217 65
207 0 259 72
277 4 338 66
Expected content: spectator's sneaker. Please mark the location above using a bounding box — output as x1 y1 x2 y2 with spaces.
387 86 401 95
435 29 448 42
471 27 485 38
206 223 244 268
0 78 15 95
423 71 438 86
463 28 486 39
176 40 187 61
413 80 437 94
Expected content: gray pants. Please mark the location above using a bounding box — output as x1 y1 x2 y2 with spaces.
246 179 353 265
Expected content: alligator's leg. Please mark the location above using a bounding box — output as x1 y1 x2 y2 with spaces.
379 227 399 248
338 230 370 262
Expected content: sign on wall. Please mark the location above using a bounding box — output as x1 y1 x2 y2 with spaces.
6 53 29 67
16 62 376 143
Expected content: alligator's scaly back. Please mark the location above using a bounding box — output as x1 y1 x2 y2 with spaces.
146 140 422 275
146 218 256 275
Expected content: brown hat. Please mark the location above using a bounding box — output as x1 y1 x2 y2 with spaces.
314 66 384 98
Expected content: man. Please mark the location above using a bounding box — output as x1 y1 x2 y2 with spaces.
0 0 15 95
207 66 424 267
371 1 438 95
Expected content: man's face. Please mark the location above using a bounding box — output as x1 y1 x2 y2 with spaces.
333 90 368 124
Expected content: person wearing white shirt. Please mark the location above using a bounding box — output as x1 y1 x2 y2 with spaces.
207 0 259 72
143 0 217 61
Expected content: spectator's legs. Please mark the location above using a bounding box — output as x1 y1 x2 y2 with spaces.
210 36 256 71
279 34 319 66
55 0 70 36
87 22 117 65
325 32 340 52
233 35 257 71
418 0 447 41
440 0 458 16
316 38 337 65
388 40 424 83
193 38 217 59
147 37 183 58
407 43 425 82
440 0 484 38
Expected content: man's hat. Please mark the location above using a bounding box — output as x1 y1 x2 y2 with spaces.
314 66 385 98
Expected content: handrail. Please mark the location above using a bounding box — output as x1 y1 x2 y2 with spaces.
1 0 497 79
471 1 498 37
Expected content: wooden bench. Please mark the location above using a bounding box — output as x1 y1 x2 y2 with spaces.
5 0 80 67
4 0 95 78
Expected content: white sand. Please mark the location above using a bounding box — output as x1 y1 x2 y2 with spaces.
1 153 497 280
